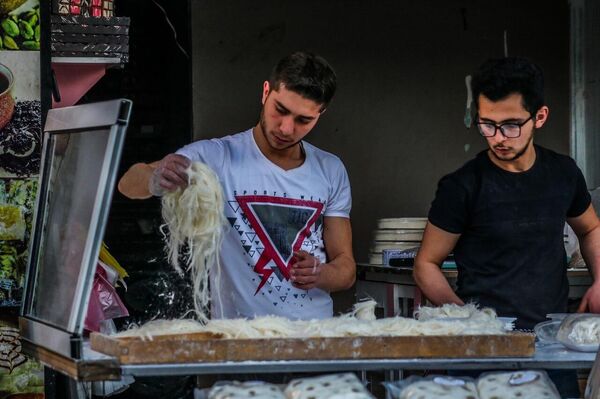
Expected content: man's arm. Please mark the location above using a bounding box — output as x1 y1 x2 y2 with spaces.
568 204 600 312
118 154 191 199
291 216 356 292
413 222 464 305
118 161 158 199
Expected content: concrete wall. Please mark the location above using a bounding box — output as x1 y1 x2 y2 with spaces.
191 0 570 263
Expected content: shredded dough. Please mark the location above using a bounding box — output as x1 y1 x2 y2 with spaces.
115 303 506 339
415 303 497 322
113 319 207 341
160 162 226 322
350 299 377 321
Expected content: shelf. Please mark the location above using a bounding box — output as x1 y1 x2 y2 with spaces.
118 342 595 377
50 61 108 108
51 56 122 65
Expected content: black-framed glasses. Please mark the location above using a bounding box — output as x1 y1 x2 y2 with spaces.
476 115 533 138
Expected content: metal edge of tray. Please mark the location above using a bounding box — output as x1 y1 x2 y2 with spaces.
119 343 595 377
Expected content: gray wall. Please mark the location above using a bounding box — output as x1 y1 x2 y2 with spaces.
191 0 570 263
571 0 600 189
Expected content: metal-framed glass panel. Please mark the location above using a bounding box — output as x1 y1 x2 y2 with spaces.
21 99 131 357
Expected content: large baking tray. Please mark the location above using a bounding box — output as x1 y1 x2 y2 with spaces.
91 332 535 364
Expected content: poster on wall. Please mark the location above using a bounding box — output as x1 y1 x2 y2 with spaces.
0 0 41 307
0 0 44 396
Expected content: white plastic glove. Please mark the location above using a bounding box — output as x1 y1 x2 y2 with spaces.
148 154 191 196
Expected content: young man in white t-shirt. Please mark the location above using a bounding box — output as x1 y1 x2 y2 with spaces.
118 51 355 320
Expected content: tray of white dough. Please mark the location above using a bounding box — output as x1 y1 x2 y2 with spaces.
535 313 600 352
90 302 535 364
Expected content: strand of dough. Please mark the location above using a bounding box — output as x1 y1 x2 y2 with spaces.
160 161 226 322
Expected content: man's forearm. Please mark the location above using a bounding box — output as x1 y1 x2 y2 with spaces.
413 262 464 305
576 226 600 312
317 254 356 292
580 226 600 281
118 163 154 199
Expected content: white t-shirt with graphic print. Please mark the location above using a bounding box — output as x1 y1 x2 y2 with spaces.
176 128 351 320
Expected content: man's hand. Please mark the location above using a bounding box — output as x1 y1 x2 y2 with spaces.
149 154 191 196
290 250 322 290
577 283 600 313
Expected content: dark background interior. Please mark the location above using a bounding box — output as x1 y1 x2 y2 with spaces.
83 0 195 324
58 1 573 398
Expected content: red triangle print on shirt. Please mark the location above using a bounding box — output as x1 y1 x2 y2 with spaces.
235 195 324 295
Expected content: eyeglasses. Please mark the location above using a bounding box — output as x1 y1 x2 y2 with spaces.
476 115 533 138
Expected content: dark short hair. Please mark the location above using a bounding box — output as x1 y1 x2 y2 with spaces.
472 57 545 115
269 51 337 110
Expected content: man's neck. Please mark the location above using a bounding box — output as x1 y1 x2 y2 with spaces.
252 125 305 170
487 143 536 173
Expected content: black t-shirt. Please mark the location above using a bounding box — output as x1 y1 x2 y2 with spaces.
428 145 591 329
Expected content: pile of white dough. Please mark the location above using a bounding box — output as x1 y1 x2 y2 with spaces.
566 317 600 345
208 381 285 399
414 303 497 322
397 377 479 399
284 373 374 399
160 161 226 323
115 301 506 341
476 371 560 399
206 373 374 399
391 371 560 399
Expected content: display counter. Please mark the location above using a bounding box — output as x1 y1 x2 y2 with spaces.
19 103 597 397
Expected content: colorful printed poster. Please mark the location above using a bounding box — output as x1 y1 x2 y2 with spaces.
0 0 41 309
0 0 40 51
0 1 44 393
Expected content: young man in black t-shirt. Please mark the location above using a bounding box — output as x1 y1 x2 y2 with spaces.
413 57 600 396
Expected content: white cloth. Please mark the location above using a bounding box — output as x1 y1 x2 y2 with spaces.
176 129 351 320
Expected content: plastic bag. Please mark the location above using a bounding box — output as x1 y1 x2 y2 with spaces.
99 242 129 285
534 319 561 344
284 373 374 399
205 381 285 399
555 313 600 352
383 375 479 399
84 262 129 332
477 370 560 399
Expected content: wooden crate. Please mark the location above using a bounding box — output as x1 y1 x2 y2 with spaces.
90 332 535 364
